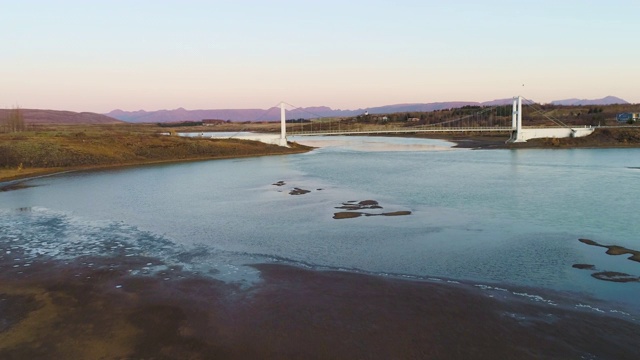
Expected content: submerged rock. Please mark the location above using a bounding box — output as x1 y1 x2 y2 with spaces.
381 211 412 217
289 188 311 196
591 272 640 283
333 199 411 219
578 238 599 246
335 204 363 210
578 238 640 263
572 264 596 270
333 212 364 219
335 200 383 210
333 210 412 220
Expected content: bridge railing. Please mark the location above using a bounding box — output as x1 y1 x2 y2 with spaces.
287 126 514 136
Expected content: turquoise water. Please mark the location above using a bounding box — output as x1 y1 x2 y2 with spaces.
1 136 639 314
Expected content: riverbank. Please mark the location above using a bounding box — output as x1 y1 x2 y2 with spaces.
414 127 640 150
5 126 640 183
0 252 638 359
3 127 640 359
0 126 311 182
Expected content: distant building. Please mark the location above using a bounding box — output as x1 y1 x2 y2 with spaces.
202 119 226 126
617 113 640 123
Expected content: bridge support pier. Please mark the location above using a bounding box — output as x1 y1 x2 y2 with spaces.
507 95 595 142
508 95 526 143
278 102 289 147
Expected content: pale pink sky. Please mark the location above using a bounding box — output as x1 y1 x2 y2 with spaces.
1 1 638 113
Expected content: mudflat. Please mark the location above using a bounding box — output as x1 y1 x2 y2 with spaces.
1 254 638 359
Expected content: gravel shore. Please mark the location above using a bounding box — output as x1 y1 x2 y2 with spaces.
1 254 638 359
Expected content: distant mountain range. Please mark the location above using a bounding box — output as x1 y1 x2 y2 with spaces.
549 96 629 106
1 96 627 125
0 109 122 124
105 99 514 123
106 96 630 123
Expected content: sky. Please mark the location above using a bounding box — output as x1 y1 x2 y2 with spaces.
1 0 638 113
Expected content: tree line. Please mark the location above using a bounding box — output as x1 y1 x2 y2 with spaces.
1 107 26 133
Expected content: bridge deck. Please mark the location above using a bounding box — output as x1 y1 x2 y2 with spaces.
288 127 514 136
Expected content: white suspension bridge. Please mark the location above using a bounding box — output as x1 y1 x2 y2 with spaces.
230 96 595 147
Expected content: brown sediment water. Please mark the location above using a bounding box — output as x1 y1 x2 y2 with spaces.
1 254 639 359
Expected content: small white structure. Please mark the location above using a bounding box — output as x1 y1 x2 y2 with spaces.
228 133 287 146
507 96 594 143
510 127 595 142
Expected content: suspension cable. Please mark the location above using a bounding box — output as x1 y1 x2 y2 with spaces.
283 102 513 133
226 102 282 139
521 97 571 128
415 106 498 129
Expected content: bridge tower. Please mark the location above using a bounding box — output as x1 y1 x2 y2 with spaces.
279 101 288 147
509 95 525 143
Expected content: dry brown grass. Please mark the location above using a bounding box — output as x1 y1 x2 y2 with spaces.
0 124 310 181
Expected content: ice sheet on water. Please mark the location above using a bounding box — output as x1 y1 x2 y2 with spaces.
0 207 262 284
0 207 174 260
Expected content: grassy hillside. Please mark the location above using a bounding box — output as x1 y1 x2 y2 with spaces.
0 109 123 126
0 125 309 182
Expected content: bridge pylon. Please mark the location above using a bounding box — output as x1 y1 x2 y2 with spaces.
508 95 526 143
279 101 288 147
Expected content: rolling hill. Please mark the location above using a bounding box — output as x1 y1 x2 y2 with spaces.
0 109 123 124
550 96 629 106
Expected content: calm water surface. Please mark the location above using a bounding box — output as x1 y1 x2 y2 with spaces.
2 136 639 314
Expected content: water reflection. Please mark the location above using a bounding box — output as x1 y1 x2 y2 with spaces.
289 135 455 151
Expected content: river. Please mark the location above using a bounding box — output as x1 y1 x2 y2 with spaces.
1 135 639 316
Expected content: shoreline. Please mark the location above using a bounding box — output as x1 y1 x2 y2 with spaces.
5 127 640 184
0 126 313 183
4 131 640 357
0 145 311 184
0 252 638 359
423 127 640 150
